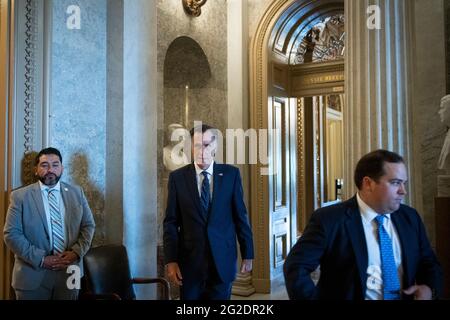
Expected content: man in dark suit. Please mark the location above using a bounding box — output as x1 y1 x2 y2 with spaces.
284 149 443 300
3 147 95 299
163 124 254 300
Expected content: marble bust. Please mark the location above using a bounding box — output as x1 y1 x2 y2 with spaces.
438 95 450 171
163 123 190 172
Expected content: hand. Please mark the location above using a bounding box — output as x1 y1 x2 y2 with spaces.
403 285 432 300
166 262 183 286
240 259 253 273
42 255 66 271
58 251 79 266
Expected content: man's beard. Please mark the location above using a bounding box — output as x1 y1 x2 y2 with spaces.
38 173 61 186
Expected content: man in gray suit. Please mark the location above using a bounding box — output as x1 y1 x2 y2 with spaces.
3 147 95 300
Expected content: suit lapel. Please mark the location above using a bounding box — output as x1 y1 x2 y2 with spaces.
391 210 413 284
30 182 50 239
344 198 368 292
60 182 73 238
184 164 204 221
208 163 223 222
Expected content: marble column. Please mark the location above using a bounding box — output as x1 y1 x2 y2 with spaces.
344 0 414 202
105 0 124 246
123 0 158 299
228 0 255 297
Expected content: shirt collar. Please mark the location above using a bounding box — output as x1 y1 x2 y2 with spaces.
194 161 214 177
39 180 61 193
356 192 390 224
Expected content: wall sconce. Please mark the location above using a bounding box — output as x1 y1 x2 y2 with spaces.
182 0 207 17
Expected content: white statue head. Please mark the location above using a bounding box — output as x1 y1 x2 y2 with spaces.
439 95 450 127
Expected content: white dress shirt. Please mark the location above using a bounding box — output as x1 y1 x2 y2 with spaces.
356 193 403 300
194 161 214 198
38 181 67 249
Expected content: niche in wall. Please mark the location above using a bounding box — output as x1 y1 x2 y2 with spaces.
164 36 211 131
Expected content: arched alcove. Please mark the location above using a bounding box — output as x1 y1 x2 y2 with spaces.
164 36 212 130
161 36 217 299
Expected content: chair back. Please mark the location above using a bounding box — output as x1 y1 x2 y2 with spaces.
83 244 136 300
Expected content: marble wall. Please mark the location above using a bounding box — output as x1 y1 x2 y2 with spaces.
447 0 450 94
50 0 107 245
157 0 228 244
412 0 447 243
248 0 272 39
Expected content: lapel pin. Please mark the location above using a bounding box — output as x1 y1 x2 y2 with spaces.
64 188 68 191
219 173 223 176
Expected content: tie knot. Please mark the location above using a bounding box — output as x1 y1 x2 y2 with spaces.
201 171 208 178
375 214 386 226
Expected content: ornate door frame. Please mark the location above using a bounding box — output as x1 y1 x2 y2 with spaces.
249 0 298 293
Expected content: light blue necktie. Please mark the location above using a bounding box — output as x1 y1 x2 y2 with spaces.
48 189 65 254
375 215 401 300
200 171 211 216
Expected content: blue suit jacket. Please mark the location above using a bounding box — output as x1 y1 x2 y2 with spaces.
284 196 443 300
163 163 254 285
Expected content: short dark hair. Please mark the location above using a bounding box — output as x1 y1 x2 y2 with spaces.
189 124 216 138
35 147 63 166
354 149 404 190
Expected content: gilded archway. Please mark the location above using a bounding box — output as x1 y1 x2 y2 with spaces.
249 0 344 292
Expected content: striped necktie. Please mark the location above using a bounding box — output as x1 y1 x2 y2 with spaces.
375 214 401 300
48 189 65 254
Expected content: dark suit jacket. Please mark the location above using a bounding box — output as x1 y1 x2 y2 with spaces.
283 196 443 300
163 163 254 285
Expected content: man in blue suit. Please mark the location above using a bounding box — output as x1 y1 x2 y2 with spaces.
163 124 254 300
284 150 443 300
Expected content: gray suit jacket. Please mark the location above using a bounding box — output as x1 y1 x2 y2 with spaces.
3 181 95 290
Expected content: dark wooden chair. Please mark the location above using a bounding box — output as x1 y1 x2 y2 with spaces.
81 244 169 300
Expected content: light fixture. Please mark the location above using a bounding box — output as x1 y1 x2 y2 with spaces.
182 0 207 17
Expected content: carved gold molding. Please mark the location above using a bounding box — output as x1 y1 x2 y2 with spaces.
24 0 38 154
250 0 348 293
290 60 345 97
315 97 321 206
298 74 344 86
249 0 296 293
182 0 207 17
296 98 305 232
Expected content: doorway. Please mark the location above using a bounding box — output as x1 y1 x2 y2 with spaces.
249 0 344 293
